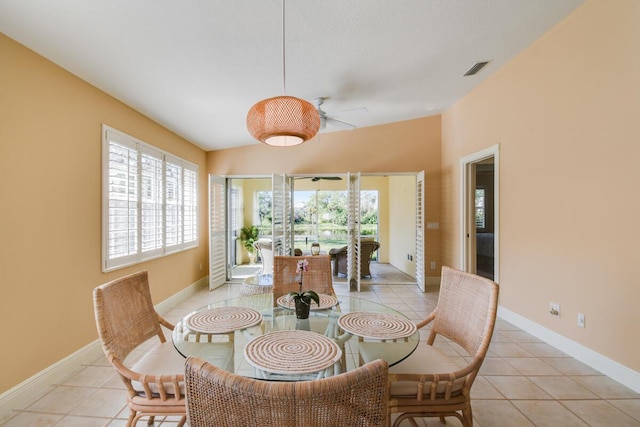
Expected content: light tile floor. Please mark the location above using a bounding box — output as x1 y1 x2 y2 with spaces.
2 281 640 426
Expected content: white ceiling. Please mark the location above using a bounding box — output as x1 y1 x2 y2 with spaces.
0 0 584 151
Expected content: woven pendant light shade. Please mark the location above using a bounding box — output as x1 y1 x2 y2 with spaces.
247 96 320 146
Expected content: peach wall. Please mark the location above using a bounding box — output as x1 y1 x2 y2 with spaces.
442 0 640 371
207 116 442 283
388 175 417 275
0 34 208 393
207 117 441 176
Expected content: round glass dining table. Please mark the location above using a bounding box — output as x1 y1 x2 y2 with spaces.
172 293 419 380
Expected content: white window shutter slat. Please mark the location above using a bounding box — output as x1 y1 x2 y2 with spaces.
102 125 198 272
415 171 425 292
209 175 226 290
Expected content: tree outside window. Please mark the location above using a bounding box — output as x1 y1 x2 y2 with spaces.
255 190 379 253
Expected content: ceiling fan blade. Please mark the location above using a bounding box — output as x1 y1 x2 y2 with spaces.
298 176 343 181
332 106 369 116
313 97 367 131
326 117 356 130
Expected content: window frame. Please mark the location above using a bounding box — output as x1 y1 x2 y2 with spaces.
102 125 198 272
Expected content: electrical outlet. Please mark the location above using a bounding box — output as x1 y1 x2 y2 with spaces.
549 303 560 317
430 261 436 269
199 262 203 271
577 313 585 328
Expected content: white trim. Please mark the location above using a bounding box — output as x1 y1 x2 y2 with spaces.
0 277 208 423
0 341 104 424
498 306 640 393
154 276 209 316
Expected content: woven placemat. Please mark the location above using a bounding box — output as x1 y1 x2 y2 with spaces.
185 306 263 334
244 330 342 374
337 311 417 340
276 293 338 310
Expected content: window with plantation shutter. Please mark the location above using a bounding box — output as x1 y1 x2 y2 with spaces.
165 156 198 252
183 167 198 243
475 187 486 230
141 147 164 257
106 137 139 263
102 125 198 271
165 160 181 249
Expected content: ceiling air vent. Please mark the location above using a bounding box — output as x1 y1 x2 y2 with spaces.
464 61 490 76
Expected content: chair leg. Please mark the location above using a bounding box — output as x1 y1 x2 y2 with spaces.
392 414 421 427
126 410 136 427
461 407 473 427
129 412 151 427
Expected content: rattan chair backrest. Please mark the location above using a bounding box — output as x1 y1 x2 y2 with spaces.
273 255 334 299
93 271 187 426
431 266 499 358
185 356 388 427
93 270 165 362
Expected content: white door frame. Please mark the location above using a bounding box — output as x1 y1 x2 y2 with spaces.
460 145 500 283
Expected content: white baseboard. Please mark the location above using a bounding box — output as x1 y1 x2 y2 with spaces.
0 340 104 424
155 276 209 316
0 276 208 423
498 306 640 393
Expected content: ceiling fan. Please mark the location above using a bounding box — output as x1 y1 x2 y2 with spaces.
296 176 343 182
312 97 366 131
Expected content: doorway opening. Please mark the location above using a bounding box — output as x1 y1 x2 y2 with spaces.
461 145 499 282
211 173 423 290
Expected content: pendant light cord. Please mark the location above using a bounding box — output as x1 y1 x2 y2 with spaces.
282 0 286 95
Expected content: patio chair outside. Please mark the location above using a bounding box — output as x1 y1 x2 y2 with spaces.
254 238 274 275
329 239 380 277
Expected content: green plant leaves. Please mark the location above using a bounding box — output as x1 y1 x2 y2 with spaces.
286 290 320 306
240 225 259 252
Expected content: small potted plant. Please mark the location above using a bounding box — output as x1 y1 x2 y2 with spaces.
287 259 320 319
240 225 260 264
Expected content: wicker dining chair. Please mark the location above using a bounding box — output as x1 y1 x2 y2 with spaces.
185 356 389 427
272 255 335 301
381 266 499 427
93 271 187 427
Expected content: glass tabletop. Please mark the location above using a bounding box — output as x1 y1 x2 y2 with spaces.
172 293 419 379
242 274 273 286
